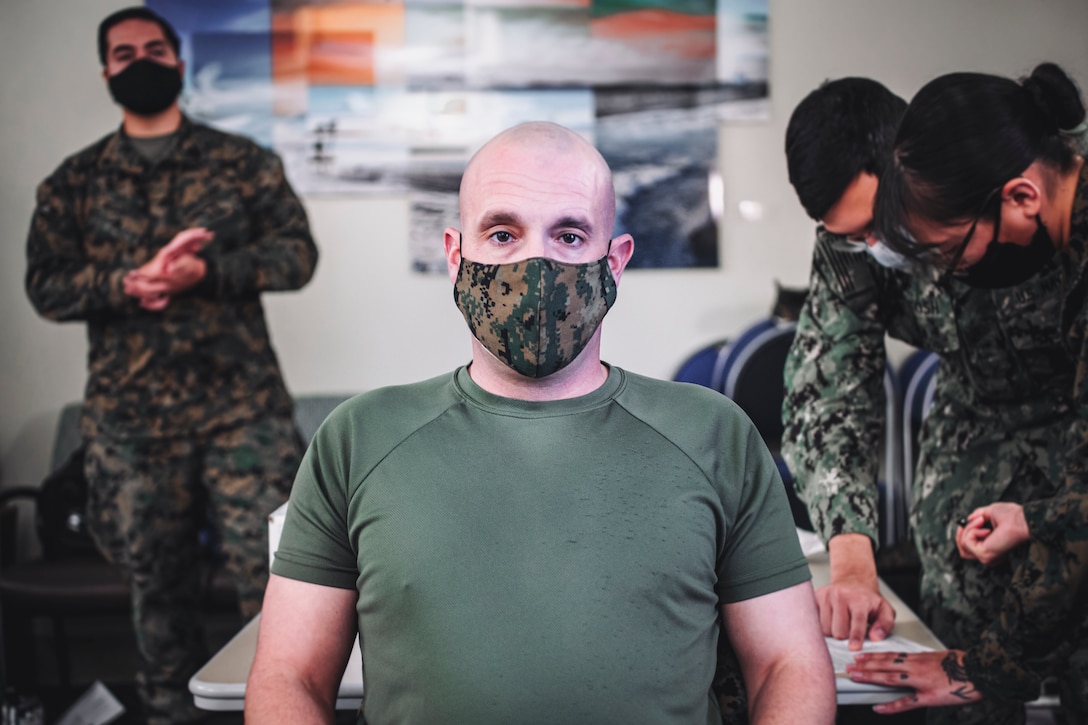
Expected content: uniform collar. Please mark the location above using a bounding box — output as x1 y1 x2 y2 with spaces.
97 115 204 174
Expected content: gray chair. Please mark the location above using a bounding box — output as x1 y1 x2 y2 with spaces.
293 394 354 444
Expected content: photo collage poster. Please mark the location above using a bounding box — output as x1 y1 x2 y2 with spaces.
146 0 770 270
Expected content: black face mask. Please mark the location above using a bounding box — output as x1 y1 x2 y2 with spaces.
955 214 1057 289
107 58 182 116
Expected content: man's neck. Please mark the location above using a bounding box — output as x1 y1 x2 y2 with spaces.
467 339 610 402
122 104 183 138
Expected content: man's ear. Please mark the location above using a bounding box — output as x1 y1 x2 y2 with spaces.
606 234 635 282
443 228 462 284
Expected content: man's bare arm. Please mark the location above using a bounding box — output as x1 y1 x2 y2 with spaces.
245 574 358 723
723 580 836 725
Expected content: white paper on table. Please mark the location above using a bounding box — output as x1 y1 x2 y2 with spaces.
825 634 935 674
795 527 827 556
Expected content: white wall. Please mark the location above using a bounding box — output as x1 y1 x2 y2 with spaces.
3 0 1088 493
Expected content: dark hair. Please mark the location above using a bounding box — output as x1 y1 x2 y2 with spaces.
97 7 180 66
785 78 907 220
876 62 1086 258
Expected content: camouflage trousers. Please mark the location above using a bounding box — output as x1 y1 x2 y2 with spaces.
83 415 302 725
713 628 748 724
913 437 1088 725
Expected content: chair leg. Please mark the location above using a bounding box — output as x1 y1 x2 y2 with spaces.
51 616 72 689
1 606 37 691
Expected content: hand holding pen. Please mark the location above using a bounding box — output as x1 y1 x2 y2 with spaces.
954 503 1030 566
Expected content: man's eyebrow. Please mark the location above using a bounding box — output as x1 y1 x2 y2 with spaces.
553 215 595 235
476 211 596 236
478 211 522 230
111 39 167 57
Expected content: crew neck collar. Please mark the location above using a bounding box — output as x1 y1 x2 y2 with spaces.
453 364 625 418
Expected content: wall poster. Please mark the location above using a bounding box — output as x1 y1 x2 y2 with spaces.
147 0 769 271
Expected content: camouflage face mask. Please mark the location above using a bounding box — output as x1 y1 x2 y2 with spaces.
454 251 618 378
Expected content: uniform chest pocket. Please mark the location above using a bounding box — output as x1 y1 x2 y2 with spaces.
176 169 251 253
956 260 1070 396
991 270 1065 354
889 283 962 355
83 177 154 264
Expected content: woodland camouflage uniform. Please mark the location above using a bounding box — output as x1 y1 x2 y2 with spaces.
782 192 1086 723
962 162 1088 723
26 116 317 723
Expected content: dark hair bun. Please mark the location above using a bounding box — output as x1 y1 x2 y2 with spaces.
1022 62 1087 131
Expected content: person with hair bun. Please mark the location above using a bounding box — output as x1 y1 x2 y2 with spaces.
846 63 1088 722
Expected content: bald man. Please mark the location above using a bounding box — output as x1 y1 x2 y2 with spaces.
246 122 835 724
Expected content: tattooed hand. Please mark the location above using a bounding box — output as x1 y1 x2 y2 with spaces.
845 649 982 714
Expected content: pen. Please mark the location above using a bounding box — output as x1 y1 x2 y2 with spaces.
956 515 993 529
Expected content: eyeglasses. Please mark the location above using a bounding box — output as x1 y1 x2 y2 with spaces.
932 188 1003 279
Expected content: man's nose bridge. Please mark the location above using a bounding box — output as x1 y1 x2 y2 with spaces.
521 229 550 259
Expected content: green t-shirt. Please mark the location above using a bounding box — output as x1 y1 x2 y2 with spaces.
274 365 809 724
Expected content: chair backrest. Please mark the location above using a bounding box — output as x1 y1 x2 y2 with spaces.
898 350 939 504
716 319 797 451
51 403 83 472
671 340 729 389
712 319 816 529
293 394 355 444
879 364 905 547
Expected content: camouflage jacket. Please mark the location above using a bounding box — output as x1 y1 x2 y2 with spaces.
782 211 1078 703
783 228 1073 546
964 162 1088 701
26 117 318 441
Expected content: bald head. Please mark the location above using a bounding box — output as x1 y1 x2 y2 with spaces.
460 122 617 235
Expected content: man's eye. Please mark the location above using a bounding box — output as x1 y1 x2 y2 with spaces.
559 233 582 245
491 231 513 243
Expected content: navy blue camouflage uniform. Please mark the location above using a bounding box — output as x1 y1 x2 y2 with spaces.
782 215 1086 723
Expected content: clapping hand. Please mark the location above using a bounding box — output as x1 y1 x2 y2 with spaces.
124 228 213 310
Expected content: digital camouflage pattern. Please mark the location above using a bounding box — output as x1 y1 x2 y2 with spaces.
25 116 317 441
962 163 1088 719
782 215 1083 722
454 254 616 378
25 117 315 724
84 416 301 724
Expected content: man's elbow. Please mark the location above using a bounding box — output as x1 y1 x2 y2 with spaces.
245 661 337 723
749 654 836 724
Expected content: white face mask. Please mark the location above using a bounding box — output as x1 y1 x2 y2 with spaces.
865 240 913 270
829 235 913 270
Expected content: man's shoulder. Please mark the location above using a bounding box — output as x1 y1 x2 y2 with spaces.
303 372 462 481
317 372 459 437
186 118 277 163
615 368 751 429
44 130 119 182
